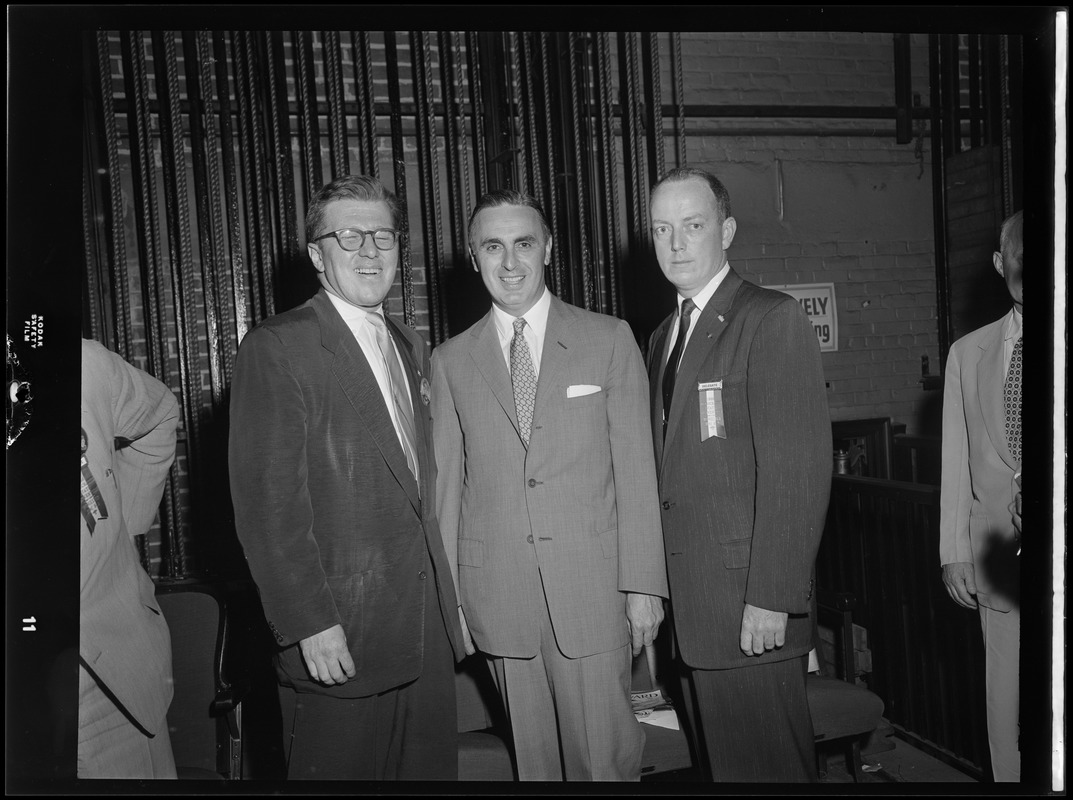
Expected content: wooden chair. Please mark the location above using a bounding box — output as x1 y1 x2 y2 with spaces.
808 588 885 782
156 581 249 780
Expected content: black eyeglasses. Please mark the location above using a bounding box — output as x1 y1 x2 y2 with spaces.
312 228 400 252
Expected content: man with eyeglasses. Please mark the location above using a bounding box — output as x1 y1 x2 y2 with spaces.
229 175 465 780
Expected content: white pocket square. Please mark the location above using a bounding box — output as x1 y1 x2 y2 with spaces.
567 384 602 398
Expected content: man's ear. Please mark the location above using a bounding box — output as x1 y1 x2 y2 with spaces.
992 250 1004 278
308 243 325 273
470 248 479 273
721 216 737 250
544 236 553 265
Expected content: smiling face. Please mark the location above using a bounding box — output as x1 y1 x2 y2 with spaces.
650 177 737 298
307 198 398 310
469 204 552 317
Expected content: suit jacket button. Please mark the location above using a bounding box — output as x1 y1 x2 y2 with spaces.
662 501 671 510
528 478 537 488
418 571 427 580
527 535 534 544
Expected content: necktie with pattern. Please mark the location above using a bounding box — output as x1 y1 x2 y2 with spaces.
1004 336 1022 464
662 297 697 436
368 313 420 486
511 317 537 447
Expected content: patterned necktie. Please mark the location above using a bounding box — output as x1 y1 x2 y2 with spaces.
662 298 697 436
510 317 537 447
368 313 420 486
1004 336 1022 464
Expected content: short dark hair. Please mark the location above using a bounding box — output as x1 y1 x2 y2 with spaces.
467 189 552 249
651 167 732 222
998 209 1023 256
305 175 404 243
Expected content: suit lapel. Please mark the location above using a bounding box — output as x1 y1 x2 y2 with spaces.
311 292 421 514
662 269 743 459
470 312 525 445
977 313 1016 469
649 319 672 475
533 297 572 427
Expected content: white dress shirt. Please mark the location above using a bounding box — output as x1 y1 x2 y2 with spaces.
1003 307 1022 375
492 286 551 380
326 292 415 451
664 261 731 366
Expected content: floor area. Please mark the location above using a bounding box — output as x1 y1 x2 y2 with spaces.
641 718 979 785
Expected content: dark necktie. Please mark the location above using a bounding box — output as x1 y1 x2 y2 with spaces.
1004 336 1022 464
368 313 420 486
511 317 537 447
662 298 696 435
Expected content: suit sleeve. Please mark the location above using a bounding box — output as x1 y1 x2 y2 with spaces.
939 341 973 565
228 326 340 646
743 300 831 615
107 350 180 538
430 348 463 593
607 320 669 598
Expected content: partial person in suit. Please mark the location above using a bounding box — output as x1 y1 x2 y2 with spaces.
228 175 465 780
646 168 831 782
939 209 1022 782
80 339 179 779
431 189 668 781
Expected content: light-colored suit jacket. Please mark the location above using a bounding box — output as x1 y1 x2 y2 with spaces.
228 290 464 699
647 269 831 670
939 310 1020 612
80 339 178 734
432 294 668 659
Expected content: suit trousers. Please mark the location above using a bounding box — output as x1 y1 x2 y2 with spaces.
683 654 816 782
980 603 1020 782
279 566 458 781
487 576 643 781
77 661 176 779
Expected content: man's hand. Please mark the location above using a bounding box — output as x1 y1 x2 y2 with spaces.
739 603 788 656
458 605 476 656
941 562 979 609
299 624 356 685
626 593 664 657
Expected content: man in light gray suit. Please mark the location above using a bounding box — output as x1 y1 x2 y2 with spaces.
939 209 1023 782
432 189 668 781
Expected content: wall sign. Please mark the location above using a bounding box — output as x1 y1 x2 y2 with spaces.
767 282 838 352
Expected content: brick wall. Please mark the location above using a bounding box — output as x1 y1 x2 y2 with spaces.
649 32 943 434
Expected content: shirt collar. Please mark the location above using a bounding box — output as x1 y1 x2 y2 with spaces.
1006 307 1022 341
325 289 383 331
492 285 551 342
678 261 730 316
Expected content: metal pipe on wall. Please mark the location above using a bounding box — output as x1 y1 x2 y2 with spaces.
323 30 350 179
212 31 250 346
384 31 417 328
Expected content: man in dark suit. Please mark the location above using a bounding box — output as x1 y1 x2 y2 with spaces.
647 168 831 781
228 175 465 780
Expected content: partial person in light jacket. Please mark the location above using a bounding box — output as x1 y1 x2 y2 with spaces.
939 209 1023 782
80 338 179 778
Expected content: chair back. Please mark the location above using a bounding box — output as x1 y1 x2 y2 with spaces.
156 581 243 779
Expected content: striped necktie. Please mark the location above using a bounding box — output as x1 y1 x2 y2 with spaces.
368 313 420 486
